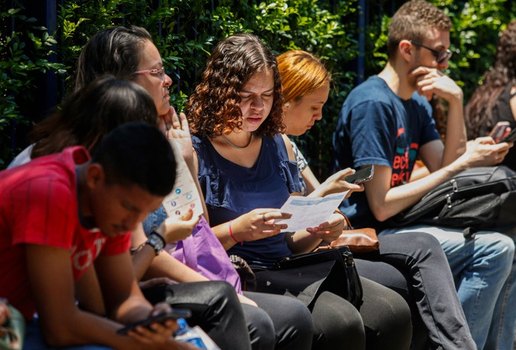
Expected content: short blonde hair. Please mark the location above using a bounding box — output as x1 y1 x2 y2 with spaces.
277 50 331 104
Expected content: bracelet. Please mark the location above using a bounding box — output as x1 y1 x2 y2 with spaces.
334 209 353 229
228 221 242 245
130 242 146 255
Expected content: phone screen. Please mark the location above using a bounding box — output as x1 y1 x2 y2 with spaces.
345 165 374 184
117 309 192 335
490 122 511 143
499 128 516 143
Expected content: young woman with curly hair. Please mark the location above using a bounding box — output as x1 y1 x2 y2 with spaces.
187 33 412 350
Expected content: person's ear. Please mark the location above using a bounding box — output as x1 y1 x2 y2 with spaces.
283 102 291 112
398 39 414 62
86 163 105 189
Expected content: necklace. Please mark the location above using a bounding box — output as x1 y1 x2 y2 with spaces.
221 133 254 149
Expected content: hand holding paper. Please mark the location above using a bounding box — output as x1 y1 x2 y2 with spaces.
278 191 349 232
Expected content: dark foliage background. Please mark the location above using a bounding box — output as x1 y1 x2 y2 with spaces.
1 0 514 180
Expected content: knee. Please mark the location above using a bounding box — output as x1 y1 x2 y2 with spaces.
312 291 365 348
361 279 412 349
281 297 314 338
400 232 445 259
478 233 515 267
206 280 240 305
242 305 275 350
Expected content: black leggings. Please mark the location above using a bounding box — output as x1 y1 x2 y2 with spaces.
355 232 474 349
143 280 252 350
254 267 412 349
143 280 315 350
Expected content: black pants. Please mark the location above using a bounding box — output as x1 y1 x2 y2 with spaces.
143 280 314 350
243 291 313 350
355 232 473 350
143 280 251 350
254 265 412 350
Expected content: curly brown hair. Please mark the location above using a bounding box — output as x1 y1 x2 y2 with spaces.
387 0 451 59
465 20 516 138
186 33 284 137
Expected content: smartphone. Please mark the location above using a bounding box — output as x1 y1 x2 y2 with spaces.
499 127 516 144
117 308 192 335
345 165 374 184
490 121 511 143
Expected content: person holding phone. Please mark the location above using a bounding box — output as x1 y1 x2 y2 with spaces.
0 122 194 350
187 33 413 350
278 49 475 349
333 2 515 349
466 20 516 170
70 25 314 350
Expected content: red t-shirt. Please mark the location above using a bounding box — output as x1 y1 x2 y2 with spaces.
0 146 131 319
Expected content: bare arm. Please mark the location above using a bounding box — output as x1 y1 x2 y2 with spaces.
26 245 175 349
365 137 511 221
131 223 206 283
75 265 105 315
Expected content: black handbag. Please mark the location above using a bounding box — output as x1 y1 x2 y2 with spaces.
254 246 363 309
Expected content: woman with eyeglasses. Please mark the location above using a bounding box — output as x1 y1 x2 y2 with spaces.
187 33 412 350
73 26 315 350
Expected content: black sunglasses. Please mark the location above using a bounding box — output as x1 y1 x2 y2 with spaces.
411 41 452 64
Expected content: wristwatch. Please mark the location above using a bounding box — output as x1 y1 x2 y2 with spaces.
145 231 166 256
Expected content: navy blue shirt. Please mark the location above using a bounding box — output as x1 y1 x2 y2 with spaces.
193 134 304 268
332 76 440 229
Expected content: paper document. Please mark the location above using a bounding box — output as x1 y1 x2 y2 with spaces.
278 191 348 232
162 139 204 220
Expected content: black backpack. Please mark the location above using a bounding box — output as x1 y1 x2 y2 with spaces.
388 166 516 235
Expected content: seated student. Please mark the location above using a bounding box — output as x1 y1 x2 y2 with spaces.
36 26 315 350
186 32 412 350
332 1 515 349
0 121 196 349
277 49 475 349
465 20 516 170
11 75 255 350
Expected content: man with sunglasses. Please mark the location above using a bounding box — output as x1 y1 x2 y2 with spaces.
333 1 516 349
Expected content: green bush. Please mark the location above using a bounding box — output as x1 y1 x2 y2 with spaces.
1 0 513 180
0 5 64 168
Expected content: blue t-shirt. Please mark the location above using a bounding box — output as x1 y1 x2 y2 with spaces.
332 76 440 229
193 134 304 268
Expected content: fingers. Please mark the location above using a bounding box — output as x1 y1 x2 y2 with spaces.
179 112 190 131
335 168 355 178
180 209 194 221
259 210 292 222
170 107 181 129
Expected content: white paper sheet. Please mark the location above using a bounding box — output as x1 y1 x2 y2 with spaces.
278 191 348 232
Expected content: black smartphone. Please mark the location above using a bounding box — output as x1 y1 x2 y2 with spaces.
345 165 374 184
499 128 516 143
117 308 192 335
490 121 510 143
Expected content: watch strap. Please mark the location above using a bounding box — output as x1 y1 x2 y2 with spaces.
145 231 166 255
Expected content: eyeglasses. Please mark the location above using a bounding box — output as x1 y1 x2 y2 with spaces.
133 67 167 81
411 41 452 64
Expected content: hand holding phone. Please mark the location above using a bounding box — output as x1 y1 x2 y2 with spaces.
498 127 516 144
490 121 511 143
117 308 192 335
345 165 374 184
